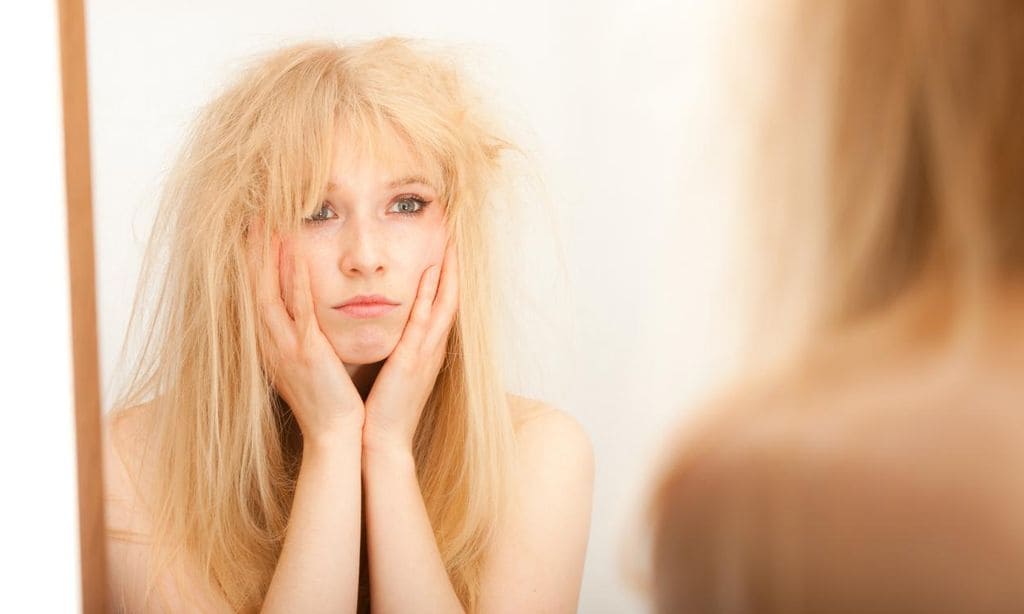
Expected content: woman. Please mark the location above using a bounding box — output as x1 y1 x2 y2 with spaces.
647 1 1024 612
103 38 593 613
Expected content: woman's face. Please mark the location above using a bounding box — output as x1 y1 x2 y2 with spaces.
284 123 448 366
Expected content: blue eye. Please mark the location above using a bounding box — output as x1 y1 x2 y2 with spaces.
389 196 429 216
305 202 336 224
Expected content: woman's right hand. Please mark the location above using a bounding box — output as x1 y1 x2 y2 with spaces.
248 220 364 446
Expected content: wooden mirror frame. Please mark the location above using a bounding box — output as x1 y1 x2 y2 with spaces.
58 0 107 610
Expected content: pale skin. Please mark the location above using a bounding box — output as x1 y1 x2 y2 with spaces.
103 125 594 612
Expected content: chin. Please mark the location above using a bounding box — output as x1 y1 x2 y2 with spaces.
331 326 399 365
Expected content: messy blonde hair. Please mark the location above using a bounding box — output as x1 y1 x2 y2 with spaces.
647 1 1024 611
110 38 516 611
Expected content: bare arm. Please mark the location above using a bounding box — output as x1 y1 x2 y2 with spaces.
361 442 464 612
261 425 363 612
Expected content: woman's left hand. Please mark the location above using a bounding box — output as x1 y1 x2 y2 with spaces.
362 243 459 457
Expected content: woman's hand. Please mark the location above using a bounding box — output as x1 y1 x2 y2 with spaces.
248 220 365 447
362 243 459 457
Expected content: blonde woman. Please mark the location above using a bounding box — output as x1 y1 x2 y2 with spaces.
648 1 1024 612
102 38 593 613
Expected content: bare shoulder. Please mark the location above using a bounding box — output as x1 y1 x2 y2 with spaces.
477 398 593 611
507 394 594 475
103 403 159 531
504 395 595 512
105 402 157 457
102 403 160 612
659 355 1024 510
103 402 234 612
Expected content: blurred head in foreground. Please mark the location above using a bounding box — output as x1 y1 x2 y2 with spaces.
647 1 1024 611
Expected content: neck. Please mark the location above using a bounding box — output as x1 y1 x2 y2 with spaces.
346 361 384 400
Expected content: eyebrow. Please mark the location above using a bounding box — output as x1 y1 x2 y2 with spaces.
388 175 436 190
325 175 437 192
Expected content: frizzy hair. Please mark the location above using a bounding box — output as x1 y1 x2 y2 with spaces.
109 38 517 612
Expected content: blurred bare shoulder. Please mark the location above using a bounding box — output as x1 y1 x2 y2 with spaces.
651 349 1024 611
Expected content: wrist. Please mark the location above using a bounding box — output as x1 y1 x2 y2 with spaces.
303 420 364 459
361 426 415 466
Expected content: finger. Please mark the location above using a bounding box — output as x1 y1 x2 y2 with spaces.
248 219 294 338
425 242 459 347
400 264 440 352
288 241 316 333
278 239 294 320
246 220 293 378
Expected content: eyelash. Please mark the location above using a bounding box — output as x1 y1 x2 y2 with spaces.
303 195 431 225
305 204 336 224
390 195 430 216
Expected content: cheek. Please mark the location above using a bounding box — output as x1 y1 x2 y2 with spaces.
304 267 327 307
294 240 337 307
376 226 442 303
428 229 446 261
395 222 446 270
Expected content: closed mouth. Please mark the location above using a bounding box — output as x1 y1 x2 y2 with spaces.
333 295 399 318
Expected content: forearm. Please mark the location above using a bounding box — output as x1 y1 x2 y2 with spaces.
262 427 363 613
363 444 464 613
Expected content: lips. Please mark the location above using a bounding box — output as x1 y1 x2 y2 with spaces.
333 294 400 319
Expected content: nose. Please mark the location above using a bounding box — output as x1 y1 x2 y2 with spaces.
339 217 386 277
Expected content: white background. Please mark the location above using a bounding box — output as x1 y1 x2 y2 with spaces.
0 1 83 611
87 1 749 611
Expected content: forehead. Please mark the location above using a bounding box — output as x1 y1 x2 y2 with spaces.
328 120 442 192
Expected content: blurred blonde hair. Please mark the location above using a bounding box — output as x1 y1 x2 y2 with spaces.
646 1 1024 611
110 38 516 612
744 0 1024 368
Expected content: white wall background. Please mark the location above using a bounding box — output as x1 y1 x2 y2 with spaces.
87 1 748 611
0 2 83 611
